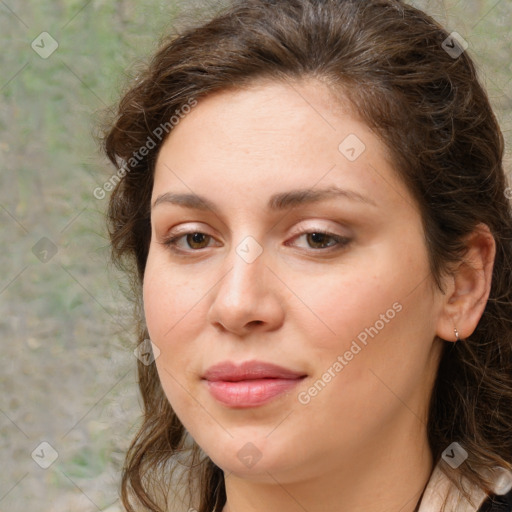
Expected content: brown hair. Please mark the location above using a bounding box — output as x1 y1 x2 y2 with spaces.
101 0 512 510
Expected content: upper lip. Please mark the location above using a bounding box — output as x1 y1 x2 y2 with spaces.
202 360 307 382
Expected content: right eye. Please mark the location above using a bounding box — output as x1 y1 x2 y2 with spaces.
161 231 217 254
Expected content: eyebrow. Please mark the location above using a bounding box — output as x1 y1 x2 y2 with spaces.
152 185 377 212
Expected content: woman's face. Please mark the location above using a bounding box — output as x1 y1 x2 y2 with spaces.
144 79 446 483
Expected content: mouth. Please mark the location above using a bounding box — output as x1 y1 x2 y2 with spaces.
202 360 307 408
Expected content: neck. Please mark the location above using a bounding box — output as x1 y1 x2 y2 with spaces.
221 417 434 512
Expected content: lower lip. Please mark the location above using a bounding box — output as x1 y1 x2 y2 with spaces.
205 378 305 408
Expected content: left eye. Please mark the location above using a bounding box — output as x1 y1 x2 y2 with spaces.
288 230 351 251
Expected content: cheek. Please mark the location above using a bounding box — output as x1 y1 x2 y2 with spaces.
143 261 202 418
292 260 401 354
142 255 205 344
292 248 435 403
316 243 431 350
142 257 203 392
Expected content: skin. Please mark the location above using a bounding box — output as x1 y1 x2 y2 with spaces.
143 78 496 512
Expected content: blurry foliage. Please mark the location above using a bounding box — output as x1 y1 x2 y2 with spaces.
0 0 511 510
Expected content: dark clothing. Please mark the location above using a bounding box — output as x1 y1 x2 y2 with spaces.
478 489 512 511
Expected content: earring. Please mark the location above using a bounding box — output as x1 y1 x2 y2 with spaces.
454 327 460 342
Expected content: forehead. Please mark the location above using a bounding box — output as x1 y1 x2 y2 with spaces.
152 79 412 213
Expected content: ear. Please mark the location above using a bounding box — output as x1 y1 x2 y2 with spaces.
435 223 496 343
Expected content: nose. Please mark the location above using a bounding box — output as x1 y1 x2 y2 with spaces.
206 238 285 336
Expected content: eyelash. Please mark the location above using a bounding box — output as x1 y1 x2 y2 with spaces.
161 228 351 255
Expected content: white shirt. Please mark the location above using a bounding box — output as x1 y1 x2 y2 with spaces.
418 462 512 512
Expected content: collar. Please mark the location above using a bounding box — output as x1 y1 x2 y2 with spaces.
418 463 512 512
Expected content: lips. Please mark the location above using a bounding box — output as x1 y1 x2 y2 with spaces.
203 360 306 381
202 360 307 408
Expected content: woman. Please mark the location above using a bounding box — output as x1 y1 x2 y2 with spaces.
101 0 512 511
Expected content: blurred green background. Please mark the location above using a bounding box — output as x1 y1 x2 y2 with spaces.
0 1 510 510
